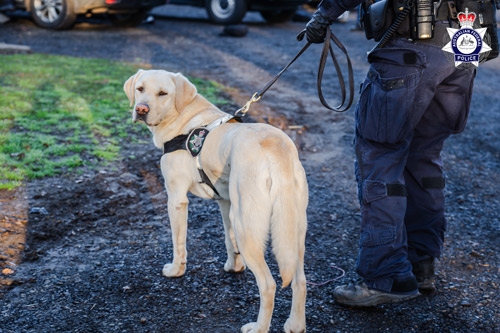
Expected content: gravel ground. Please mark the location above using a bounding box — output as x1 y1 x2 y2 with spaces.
1 5 500 332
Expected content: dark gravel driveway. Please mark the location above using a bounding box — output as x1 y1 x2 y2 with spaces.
1 5 500 332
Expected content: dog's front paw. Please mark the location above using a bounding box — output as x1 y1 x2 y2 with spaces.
240 322 257 333
162 262 186 277
284 318 306 333
224 254 246 273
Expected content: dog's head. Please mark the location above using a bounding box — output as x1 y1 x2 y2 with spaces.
123 69 197 127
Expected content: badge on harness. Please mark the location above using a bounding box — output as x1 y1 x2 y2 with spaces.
442 8 492 67
186 128 208 157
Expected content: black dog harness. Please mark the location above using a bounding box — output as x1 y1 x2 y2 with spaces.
162 114 242 198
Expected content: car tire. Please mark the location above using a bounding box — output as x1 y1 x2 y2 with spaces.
259 9 296 23
205 0 247 25
29 0 76 30
110 9 149 27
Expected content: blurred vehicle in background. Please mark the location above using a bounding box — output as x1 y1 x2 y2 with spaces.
11 0 166 29
169 0 308 24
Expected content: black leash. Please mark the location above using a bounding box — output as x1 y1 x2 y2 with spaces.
310 28 355 112
235 27 355 116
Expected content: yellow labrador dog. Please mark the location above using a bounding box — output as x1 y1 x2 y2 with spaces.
124 69 308 333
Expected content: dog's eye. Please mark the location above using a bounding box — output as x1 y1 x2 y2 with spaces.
137 87 144 92
159 91 168 96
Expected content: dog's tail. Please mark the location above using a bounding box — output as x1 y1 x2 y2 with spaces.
268 138 308 288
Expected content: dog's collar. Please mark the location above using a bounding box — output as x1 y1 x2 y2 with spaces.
162 114 241 156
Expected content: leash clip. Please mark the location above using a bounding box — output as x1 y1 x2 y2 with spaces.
234 92 261 117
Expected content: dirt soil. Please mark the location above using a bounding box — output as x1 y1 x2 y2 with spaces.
1 6 500 333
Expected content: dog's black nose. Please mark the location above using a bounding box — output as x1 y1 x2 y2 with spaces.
135 103 149 115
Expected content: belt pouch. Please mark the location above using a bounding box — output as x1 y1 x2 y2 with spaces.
362 0 395 41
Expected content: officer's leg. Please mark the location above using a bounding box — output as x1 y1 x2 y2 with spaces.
404 131 448 264
332 134 419 307
404 125 448 291
404 66 475 288
405 66 475 261
355 135 415 292
333 45 428 306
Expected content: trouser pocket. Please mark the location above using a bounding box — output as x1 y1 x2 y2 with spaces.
356 49 425 143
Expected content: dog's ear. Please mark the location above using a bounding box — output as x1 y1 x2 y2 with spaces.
123 69 145 107
172 73 197 112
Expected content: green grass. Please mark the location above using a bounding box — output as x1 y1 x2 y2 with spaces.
0 54 232 190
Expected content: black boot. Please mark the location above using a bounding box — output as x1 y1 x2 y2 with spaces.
412 258 435 291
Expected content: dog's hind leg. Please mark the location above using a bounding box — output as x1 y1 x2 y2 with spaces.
283 241 307 333
272 165 308 333
232 207 276 333
238 246 276 333
217 199 245 273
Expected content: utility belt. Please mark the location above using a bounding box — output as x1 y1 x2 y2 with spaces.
360 0 499 60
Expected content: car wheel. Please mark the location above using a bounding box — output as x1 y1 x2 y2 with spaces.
205 0 247 24
110 9 149 27
29 0 76 29
259 9 296 23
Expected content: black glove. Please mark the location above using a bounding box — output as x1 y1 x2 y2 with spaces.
305 10 333 43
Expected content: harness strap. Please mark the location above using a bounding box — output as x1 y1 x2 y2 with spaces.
163 133 220 197
198 168 220 197
162 115 242 199
163 134 188 154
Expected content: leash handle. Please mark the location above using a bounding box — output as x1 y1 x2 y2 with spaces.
297 28 355 112
317 28 355 112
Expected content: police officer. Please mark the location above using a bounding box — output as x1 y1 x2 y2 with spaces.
305 0 480 306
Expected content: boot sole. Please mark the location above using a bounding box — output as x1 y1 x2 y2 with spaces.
335 290 420 307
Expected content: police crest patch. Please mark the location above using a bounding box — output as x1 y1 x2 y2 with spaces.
186 128 208 157
442 8 492 67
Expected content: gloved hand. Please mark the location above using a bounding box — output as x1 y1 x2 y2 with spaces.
305 10 333 43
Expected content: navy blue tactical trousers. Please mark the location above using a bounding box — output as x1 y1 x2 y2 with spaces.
354 37 476 292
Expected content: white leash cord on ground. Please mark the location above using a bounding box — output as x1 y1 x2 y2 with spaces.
307 264 346 287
